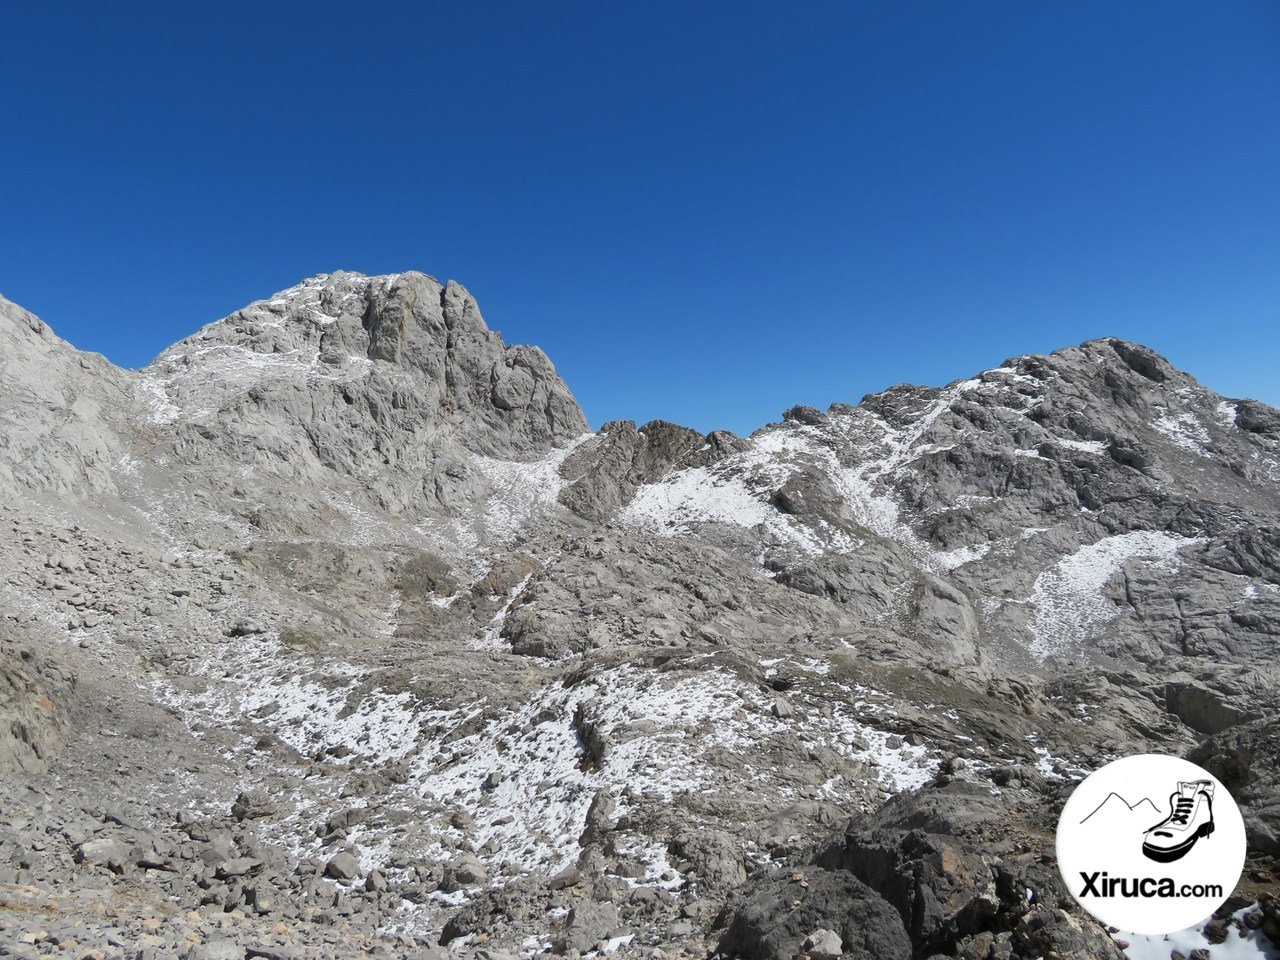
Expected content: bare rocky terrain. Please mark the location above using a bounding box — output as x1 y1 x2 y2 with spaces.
1 271 1277 960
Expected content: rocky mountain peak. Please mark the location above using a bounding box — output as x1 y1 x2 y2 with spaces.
124 271 588 522
147 270 574 414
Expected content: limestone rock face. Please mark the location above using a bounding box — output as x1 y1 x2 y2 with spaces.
604 336 1280 671
0 294 133 498
138 272 586 521
0 633 75 774
558 419 716 522
720 782 1125 960
1188 715 1280 855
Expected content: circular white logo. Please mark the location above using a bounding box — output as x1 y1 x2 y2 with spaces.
1056 754 1245 935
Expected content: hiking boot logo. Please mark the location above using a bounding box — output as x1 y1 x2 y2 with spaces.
1056 754 1246 935
1142 780 1215 863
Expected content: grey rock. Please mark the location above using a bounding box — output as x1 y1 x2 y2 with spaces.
185 942 242 960
215 857 264 879
718 868 909 960
0 638 74 774
324 851 360 881
670 828 747 891
0 294 133 498
75 837 133 874
441 853 487 892
142 272 587 525
803 928 843 960
554 901 620 955
559 419 709 522
1186 715 1280 854
548 865 581 890
245 946 298 960
910 576 979 664
231 789 278 821
579 789 615 847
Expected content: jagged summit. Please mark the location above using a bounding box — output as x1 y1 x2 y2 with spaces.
133 272 585 527
145 270 584 444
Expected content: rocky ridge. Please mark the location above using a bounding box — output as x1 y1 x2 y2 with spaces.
1 272 1278 959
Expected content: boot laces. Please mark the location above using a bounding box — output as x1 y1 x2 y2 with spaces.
1170 796 1195 825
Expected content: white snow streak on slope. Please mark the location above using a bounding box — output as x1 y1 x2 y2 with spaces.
936 542 991 570
1123 904 1279 960
330 437 589 557
620 374 1127 574
1153 410 1214 458
471 573 532 651
1052 437 1108 455
154 617 936 882
409 665 937 876
471 435 592 543
1253 452 1280 485
135 374 182 424
621 380 982 559
411 668 772 875
764 381 983 564
154 631 434 764
620 459 829 552
415 435 591 565
328 490 430 549
141 342 376 421
1028 532 1205 660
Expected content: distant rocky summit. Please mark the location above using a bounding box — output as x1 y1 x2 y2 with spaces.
1 272 1277 959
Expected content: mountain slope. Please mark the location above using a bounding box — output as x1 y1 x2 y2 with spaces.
0 294 134 499
584 338 1280 670
1 272 1277 960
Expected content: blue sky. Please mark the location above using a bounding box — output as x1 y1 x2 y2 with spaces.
2 2 1277 435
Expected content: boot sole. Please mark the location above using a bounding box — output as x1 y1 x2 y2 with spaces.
1142 821 1214 863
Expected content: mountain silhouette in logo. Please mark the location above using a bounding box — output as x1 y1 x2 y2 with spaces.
1080 792 1161 826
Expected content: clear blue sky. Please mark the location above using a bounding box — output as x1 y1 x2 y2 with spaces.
2 2 1277 435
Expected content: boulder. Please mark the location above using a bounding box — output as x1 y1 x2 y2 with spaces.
324 851 361 882
553 900 621 955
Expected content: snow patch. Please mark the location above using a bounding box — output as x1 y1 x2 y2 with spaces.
472 573 532 651
156 634 430 764
135 372 183 425
398 663 938 877
1123 904 1279 960
936 542 991 570
619 443 860 556
1252 452 1280 485
417 436 591 568
1027 532 1205 661
1053 437 1108 455
1153 410 1213 459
